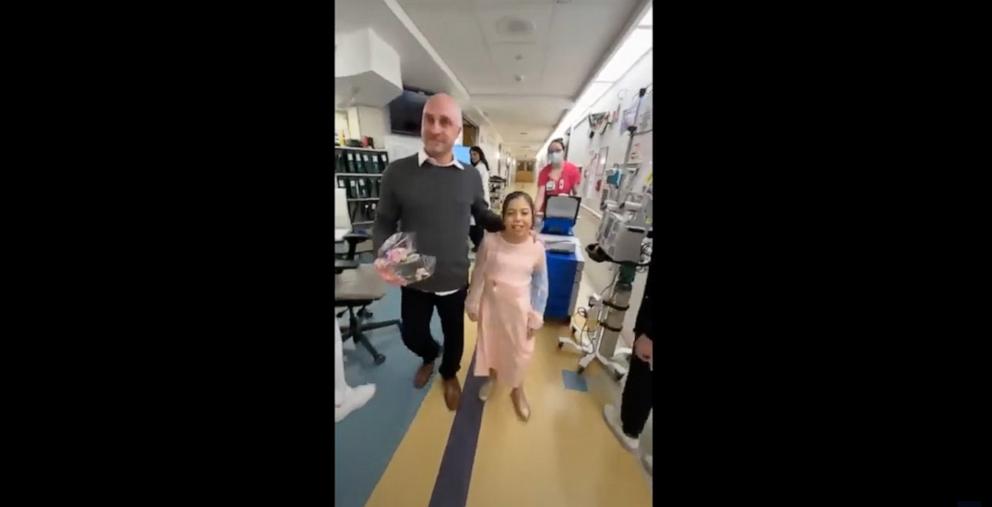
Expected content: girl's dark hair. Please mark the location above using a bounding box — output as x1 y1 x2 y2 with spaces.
501 191 536 228
470 146 489 170
549 138 565 152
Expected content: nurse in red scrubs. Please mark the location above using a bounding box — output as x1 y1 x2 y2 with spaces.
535 139 581 216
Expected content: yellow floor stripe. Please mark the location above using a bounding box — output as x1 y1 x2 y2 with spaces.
363 320 479 507
367 182 534 506
368 180 651 506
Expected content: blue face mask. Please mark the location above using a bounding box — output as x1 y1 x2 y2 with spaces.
549 152 564 164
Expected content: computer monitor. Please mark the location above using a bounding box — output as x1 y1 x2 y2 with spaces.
546 195 581 222
453 145 472 168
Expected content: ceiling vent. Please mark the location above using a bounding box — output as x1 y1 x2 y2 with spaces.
497 16 535 36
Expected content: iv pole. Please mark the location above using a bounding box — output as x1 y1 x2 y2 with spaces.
558 87 650 380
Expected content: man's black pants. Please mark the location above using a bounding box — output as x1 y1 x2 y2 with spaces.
621 353 653 437
400 287 467 380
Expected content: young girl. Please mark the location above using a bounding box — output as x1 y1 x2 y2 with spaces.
466 191 548 421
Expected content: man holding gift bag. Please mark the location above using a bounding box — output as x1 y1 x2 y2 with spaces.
373 93 505 411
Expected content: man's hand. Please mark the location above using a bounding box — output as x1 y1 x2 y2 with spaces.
633 334 652 363
373 258 408 286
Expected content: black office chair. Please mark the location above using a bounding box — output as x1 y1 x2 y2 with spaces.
334 231 366 274
334 231 400 365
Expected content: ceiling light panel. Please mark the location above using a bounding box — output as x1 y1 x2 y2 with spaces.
639 7 653 28
595 28 652 82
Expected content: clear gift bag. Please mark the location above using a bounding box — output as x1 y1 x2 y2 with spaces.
373 232 436 285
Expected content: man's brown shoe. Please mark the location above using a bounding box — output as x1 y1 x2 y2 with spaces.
414 362 434 389
442 377 462 411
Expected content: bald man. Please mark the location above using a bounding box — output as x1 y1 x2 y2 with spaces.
373 93 504 411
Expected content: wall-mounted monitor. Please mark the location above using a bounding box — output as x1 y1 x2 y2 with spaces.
388 88 433 136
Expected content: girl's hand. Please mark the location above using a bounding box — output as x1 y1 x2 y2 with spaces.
527 328 536 340
526 311 543 333
466 309 478 322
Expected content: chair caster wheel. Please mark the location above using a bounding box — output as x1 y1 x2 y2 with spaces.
577 366 585 375
373 355 386 365
557 342 564 349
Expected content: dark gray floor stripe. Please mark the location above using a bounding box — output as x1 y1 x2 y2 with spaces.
427 348 485 507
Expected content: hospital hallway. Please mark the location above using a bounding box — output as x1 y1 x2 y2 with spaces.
335 0 655 503
334 183 652 507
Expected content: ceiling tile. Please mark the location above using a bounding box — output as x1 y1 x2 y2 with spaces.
381 0 645 158
403 7 494 90
477 5 553 45
489 42 545 85
541 3 636 94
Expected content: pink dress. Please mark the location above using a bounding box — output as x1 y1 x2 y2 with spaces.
466 232 548 388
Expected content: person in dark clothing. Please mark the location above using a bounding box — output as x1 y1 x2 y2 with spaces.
603 255 655 457
373 93 505 412
468 146 491 253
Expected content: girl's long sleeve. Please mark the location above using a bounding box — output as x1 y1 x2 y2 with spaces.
466 233 491 317
528 249 548 330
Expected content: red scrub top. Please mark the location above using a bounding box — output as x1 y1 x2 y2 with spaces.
537 161 581 212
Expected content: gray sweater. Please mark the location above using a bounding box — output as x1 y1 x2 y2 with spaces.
373 153 504 293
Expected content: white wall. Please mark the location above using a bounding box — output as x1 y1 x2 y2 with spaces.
334 111 350 143
538 49 654 214
346 108 362 143
336 102 420 161
356 106 388 145
334 29 403 108
474 122 502 178
536 49 654 347
384 132 422 162
340 106 390 147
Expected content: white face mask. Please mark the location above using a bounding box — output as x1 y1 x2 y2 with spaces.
549 152 564 165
